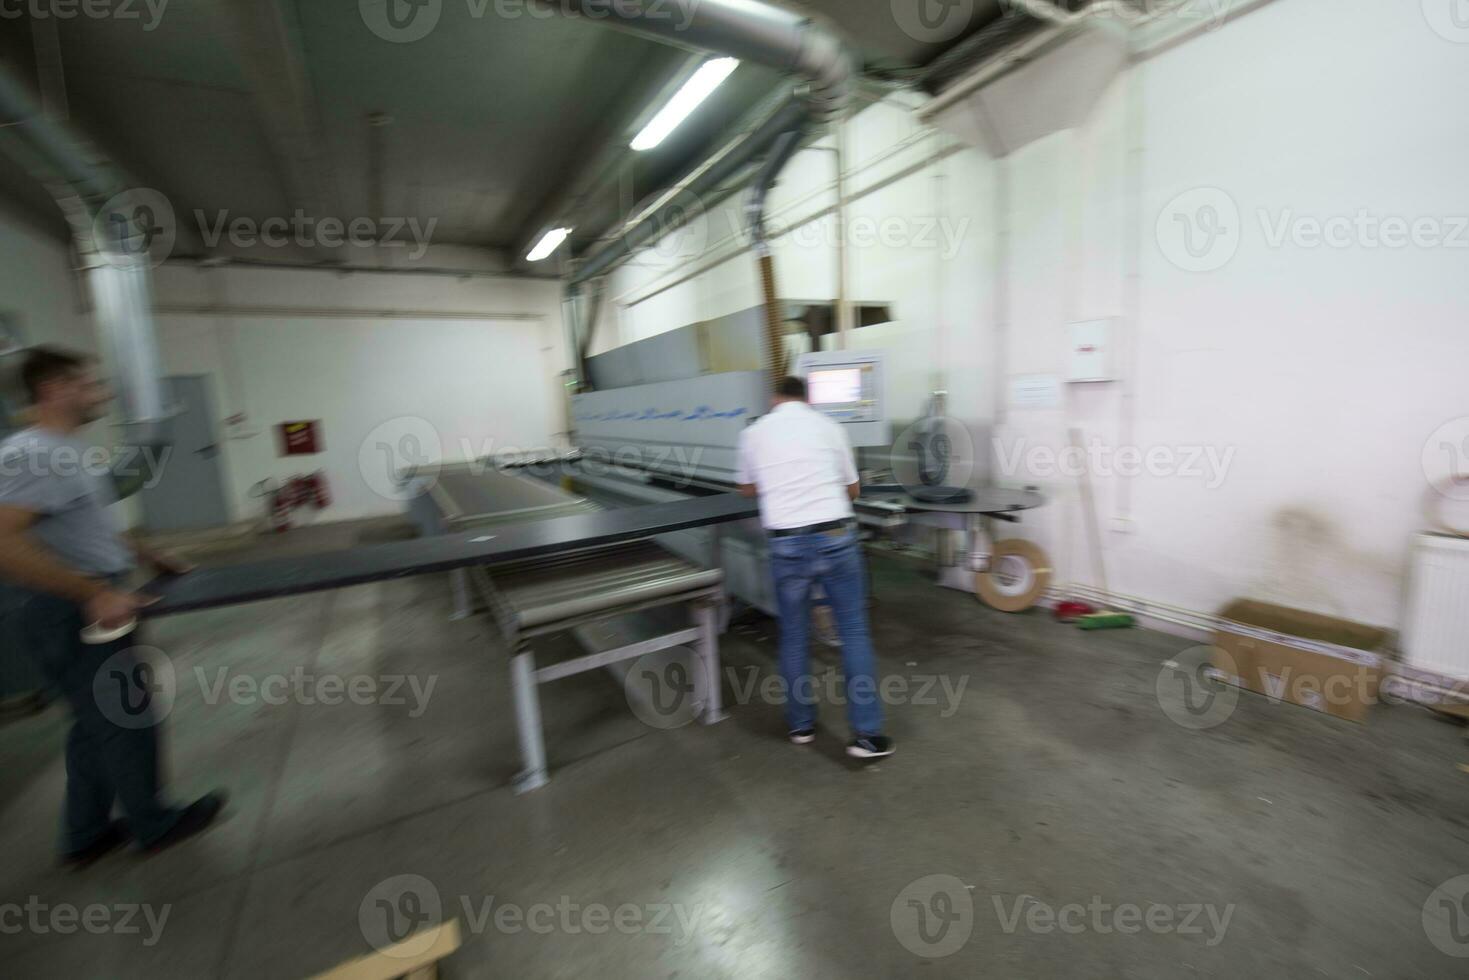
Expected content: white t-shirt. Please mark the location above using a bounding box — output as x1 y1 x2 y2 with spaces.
736 401 859 531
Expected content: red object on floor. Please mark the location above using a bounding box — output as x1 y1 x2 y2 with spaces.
1054 600 1096 623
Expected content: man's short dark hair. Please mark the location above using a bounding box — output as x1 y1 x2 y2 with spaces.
778 376 807 400
21 346 90 404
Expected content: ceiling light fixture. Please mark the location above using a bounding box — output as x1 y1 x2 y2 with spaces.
630 57 740 152
527 227 572 262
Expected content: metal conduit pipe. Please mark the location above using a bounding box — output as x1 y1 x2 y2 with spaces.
0 64 173 449
569 95 811 288
545 0 851 120
86 256 171 448
548 0 856 388
745 127 806 255
0 67 117 203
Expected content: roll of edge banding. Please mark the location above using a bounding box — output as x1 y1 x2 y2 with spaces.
975 539 1053 613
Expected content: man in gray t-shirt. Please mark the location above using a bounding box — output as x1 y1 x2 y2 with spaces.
0 428 136 579
0 347 224 864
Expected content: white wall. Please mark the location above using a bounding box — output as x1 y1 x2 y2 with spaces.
0 217 90 355
593 93 1000 433
588 0 1469 632
1048 0 1469 629
0 212 571 529
150 264 568 524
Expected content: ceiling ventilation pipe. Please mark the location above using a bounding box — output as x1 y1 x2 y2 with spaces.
547 0 854 386
746 126 806 393
0 65 172 451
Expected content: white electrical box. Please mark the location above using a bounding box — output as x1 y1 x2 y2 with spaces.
1067 319 1115 383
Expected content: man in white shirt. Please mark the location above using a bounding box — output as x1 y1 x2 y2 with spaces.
736 376 893 759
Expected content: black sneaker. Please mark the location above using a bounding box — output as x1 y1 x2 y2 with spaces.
60 820 131 869
846 735 895 759
144 792 227 854
788 728 816 745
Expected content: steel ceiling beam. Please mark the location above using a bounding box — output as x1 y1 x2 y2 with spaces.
219 0 347 263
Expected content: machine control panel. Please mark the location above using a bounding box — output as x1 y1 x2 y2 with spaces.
795 350 889 447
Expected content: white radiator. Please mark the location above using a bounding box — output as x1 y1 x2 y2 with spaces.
1401 533 1469 682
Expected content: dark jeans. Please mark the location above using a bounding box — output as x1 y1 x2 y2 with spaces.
17 591 180 853
768 526 884 737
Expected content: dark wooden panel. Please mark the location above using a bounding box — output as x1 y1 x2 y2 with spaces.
144 494 761 618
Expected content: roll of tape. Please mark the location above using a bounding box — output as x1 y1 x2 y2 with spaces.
976 539 1053 613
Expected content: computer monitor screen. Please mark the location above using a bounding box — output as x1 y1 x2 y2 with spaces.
808 367 863 406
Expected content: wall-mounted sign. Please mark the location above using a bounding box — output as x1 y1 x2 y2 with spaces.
277 421 323 456
1010 374 1062 410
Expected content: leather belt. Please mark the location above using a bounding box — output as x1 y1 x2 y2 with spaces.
767 519 853 539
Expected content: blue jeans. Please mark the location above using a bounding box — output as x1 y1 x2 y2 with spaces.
768 527 884 737
16 591 181 853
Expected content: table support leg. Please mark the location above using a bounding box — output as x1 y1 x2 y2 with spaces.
708 525 733 633
693 601 726 725
450 568 473 621
511 648 549 793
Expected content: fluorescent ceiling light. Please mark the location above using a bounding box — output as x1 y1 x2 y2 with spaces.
631 58 739 152
526 227 572 262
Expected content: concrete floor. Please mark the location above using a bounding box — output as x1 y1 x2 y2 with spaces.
2 520 1468 978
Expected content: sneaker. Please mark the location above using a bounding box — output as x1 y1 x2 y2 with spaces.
788 728 816 745
60 820 131 869
846 735 895 759
144 792 227 854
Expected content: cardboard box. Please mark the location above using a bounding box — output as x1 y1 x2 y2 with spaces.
1210 599 1388 723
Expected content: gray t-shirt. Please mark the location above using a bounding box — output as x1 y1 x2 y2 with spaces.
0 427 134 577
